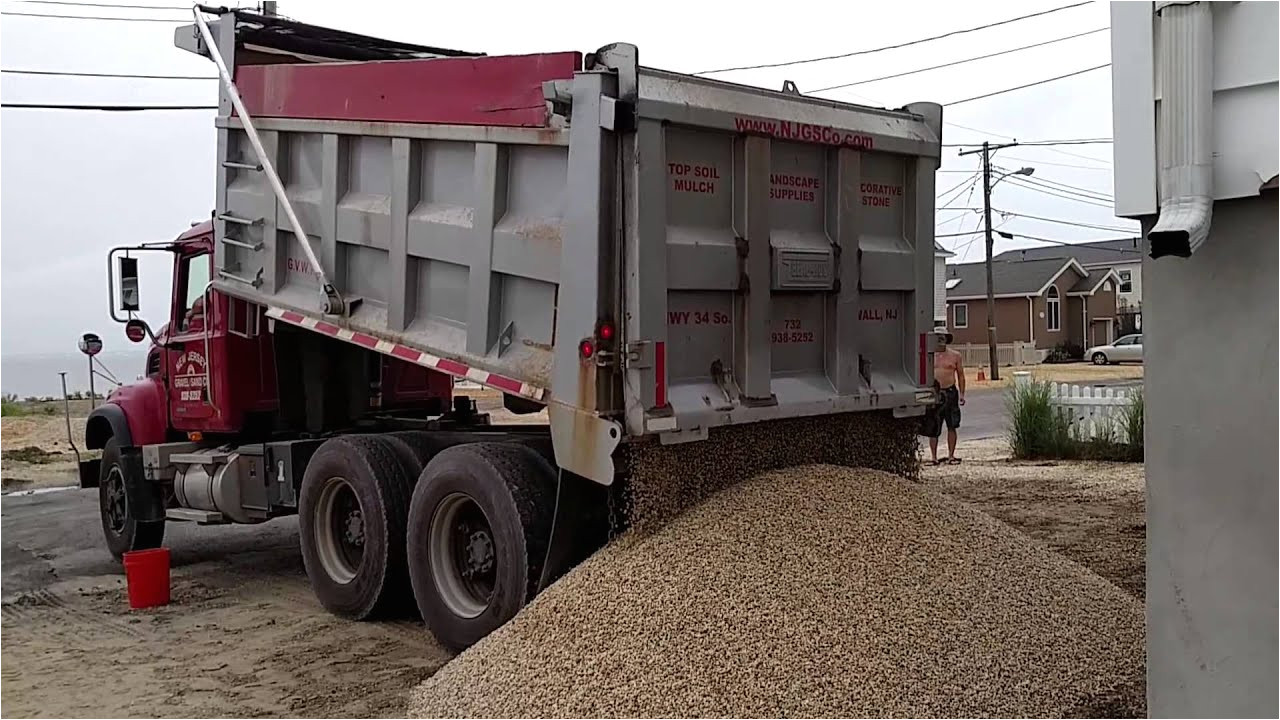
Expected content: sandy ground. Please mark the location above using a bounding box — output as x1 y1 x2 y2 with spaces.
963 362 1144 391
1 413 87 492
919 437 1146 598
2 411 1143 718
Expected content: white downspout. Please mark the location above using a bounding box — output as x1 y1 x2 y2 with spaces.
1148 1 1214 259
1027 296 1034 345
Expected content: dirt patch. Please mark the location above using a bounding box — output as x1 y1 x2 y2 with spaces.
2 446 66 464
0 548 452 718
919 437 1146 598
964 362 1143 390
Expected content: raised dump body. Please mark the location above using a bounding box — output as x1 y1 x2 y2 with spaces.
193 13 943 484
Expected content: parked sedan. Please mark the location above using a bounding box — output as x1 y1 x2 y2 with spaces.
1088 333 1143 365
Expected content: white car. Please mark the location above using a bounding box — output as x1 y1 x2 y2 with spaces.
1088 333 1143 365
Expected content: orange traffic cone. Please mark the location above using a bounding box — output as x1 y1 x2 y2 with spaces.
977 369 987 382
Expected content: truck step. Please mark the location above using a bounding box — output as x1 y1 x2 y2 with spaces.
166 508 226 524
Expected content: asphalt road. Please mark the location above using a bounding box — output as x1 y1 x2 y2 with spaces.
2 487 299 599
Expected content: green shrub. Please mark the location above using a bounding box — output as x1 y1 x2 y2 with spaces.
1 393 26 417
1006 380 1075 459
1007 380 1144 462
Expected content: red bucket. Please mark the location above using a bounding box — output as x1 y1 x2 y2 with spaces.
122 548 171 609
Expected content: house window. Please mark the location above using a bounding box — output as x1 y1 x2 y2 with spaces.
1118 269 1132 293
1046 286 1061 332
953 303 968 329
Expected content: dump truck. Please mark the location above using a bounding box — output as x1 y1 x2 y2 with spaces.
82 7 943 650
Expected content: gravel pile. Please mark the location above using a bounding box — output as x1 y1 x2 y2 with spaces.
410 465 1144 718
623 411 920 531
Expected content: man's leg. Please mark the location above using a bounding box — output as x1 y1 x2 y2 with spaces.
928 436 939 463
946 428 958 459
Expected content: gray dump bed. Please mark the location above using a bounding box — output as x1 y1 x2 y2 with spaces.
191 18 942 484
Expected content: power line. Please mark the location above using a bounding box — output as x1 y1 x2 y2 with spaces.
993 164 1113 199
997 231 1142 252
946 138 1113 148
1004 176 1113 207
809 27 1108 93
1 102 217 111
994 210 1137 232
1001 154 1112 170
944 63 1110 106
943 119 1111 166
936 172 980 204
2 68 215 80
998 169 1114 202
0 10 188 21
694 2 1092 75
17 1 189 9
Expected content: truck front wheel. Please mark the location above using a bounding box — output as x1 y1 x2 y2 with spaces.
299 435 417 620
407 442 555 651
99 439 164 560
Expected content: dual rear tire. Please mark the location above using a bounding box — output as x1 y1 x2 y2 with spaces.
298 435 555 649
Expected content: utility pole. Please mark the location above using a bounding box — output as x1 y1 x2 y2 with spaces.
957 141 1032 381
981 142 999 381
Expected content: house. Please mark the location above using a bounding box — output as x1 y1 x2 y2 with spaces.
933 242 953 327
943 257 1119 351
1111 2 1277 716
993 237 1144 331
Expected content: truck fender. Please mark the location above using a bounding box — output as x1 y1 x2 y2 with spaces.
85 403 133 450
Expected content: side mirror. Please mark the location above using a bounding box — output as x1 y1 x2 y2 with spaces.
124 319 153 344
119 256 140 312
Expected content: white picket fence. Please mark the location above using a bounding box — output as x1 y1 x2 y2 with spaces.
1015 372 1138 442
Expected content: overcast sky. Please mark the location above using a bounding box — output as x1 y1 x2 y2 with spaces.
0 0 1135 356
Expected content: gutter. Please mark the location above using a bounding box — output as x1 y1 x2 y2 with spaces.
1148 1 1214 259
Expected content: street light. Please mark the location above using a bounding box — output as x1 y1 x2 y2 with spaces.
992 166 1035 189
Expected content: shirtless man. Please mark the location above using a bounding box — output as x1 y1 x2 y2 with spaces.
924 330 965 465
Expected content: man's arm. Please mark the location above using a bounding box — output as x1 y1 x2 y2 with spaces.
956 354 966 402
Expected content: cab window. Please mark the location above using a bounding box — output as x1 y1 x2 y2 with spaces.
177 253 211 331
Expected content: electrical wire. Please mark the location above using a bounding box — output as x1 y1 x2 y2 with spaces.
946 138 1113 148
694 1 1092 75
996 231 1143 252
943 64 1110 106
993 164 1114 200
1003 175 1114 208
993 210 1136 232
1 10 187 21
809 27 1108 93
944 120 1112 167
1 102 217 110
1000 171 1114 203
935 172 981 204
18 1 189 8
3 68 216 80
1000 154 1112 170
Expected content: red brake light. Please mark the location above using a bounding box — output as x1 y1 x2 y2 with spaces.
579 339 595 359
598 322 615 342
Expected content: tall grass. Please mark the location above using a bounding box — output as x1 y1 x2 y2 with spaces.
1006 380 1143 462
1 393 27 417
1006 380 1074 459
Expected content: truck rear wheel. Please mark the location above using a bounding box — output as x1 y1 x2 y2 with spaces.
99 439 165 560
407 442 555 650
299 435 417 620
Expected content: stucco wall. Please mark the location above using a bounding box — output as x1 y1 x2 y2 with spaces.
1145 193 1278 717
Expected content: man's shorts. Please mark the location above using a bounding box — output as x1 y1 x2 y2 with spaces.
921 385 961 438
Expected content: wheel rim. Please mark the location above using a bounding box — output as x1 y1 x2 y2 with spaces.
103 465 128 534
314 477 365 585
429 492 496 619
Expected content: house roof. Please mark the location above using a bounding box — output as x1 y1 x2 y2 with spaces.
935 242 954 258
945 257 1086 300
1068 268 1120 294
992 238 1143 266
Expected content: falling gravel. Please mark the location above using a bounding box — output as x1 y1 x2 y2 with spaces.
410 465 1144 718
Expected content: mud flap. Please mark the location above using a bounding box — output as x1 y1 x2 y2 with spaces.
537 469 610 592
121 448 165 523
78 459 101 489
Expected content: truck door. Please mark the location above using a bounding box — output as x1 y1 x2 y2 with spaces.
167 250 216 427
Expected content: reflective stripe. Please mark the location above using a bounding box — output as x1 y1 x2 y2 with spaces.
265 306 547 402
